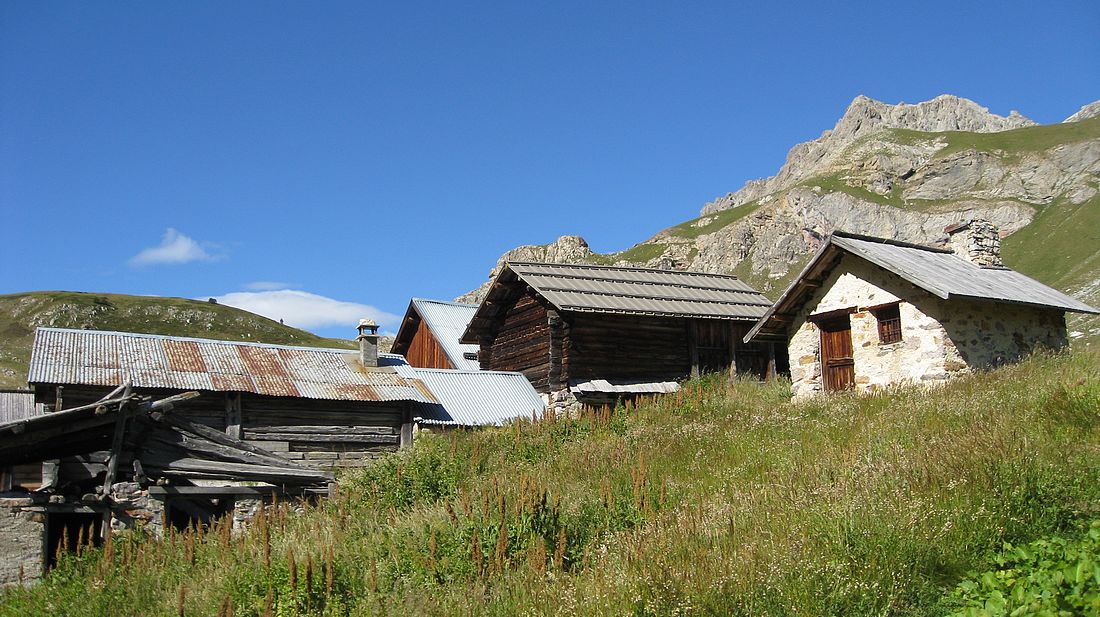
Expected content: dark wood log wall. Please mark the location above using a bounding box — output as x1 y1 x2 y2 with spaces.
403 320 454 369
562 314 692 384
239 394 405 468
33 384 409 478
484 292 552 391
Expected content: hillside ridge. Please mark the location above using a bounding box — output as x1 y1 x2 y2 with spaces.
0 291 357 389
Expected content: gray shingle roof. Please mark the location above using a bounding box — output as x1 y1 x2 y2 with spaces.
745 231 1099 342
507 262 771 319
28 328 437 404
830 234 1098 313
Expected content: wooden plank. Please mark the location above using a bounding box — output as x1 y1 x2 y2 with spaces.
244 425 397 436
225 393 241 440
156 413 313 469
150 457 332 483
243 433 400 444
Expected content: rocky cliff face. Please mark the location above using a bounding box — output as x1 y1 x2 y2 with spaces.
454 236 595 304
460 95 1100 319
702 94 1036 215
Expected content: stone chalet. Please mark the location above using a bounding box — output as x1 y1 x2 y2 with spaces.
745 220 1099 399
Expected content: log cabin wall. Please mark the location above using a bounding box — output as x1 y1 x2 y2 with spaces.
32 384 408 474
238 394 406 468
484 291 552 392
562 314 692 384
403 320 454 369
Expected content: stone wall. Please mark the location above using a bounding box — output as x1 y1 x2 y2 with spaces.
788 254 1068 399
0 497 44 587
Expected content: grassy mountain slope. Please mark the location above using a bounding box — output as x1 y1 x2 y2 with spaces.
0 291 356 389
4 349 1097 615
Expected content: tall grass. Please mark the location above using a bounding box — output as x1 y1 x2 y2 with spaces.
3 349 1098 616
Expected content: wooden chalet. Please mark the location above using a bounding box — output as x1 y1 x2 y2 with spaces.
390 298 480 370
459 262 784 398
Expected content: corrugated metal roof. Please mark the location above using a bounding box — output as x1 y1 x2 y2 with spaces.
28 328 436 404
411 299 480 370
0 390 43 424
745 230 1099 342
507 262 772 320
390 361 545 427
830 233 1099 313
570 379 681 395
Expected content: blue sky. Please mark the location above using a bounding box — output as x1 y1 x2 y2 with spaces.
2 2 1098 338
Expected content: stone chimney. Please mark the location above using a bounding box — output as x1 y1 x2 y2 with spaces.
357 319 379 368
944 219 1003 267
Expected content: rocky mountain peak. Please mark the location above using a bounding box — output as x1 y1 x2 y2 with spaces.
454 235 594 304
1065 100 1100 123
702 94 1037 214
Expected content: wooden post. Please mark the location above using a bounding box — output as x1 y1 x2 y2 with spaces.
478 336 494 370
687 321 700 379
225 393 242 440
101 403 131 497
399 407 413 449
54 386 64 413
547 310 566 392
730 323 739 380
766 342 777 381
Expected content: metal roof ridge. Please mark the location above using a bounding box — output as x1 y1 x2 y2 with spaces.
410 367 528 376
411 297 478 308
33 327 358 354
505 260 751 280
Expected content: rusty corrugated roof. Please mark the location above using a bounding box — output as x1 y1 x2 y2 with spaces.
28 328 436 404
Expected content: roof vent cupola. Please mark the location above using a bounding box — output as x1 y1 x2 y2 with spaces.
357 319 380 368
944 219 1003 267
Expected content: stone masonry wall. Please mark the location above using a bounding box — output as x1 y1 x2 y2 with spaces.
788 255 1068 399
0 497 45 588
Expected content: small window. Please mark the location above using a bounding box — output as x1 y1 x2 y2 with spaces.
876 304 902 344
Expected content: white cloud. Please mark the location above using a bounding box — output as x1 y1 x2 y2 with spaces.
210 289 399 331
129 228 217 266
244 281 295 291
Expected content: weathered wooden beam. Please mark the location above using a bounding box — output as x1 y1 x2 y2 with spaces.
155 458 332 484
244 433 400 444
156 412 313 470
224 393 241 440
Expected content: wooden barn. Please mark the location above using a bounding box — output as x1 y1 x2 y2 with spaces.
0 324 439 586
390 298 480 370
459 262 783 401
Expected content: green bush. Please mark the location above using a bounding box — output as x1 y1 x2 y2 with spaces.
945 521 1100 616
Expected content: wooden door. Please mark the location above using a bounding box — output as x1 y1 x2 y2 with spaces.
819 317 854 392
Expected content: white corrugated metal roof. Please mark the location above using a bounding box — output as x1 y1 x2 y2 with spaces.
28 328 437 404
0 390 43 424
390 361 545 427
411 299 480 370
570 379 680 395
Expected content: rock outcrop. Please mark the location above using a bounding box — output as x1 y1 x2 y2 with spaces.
455 236 594 304
1065 100 1100 123
702 95 1035 214
462 94 1100 307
